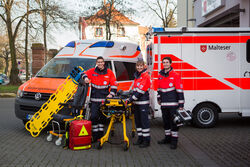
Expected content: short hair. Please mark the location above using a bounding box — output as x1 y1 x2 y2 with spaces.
96 56 104 62
136 60 145 66
162 57 172 64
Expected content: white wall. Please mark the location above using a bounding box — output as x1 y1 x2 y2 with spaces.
85 25 140 43
177 0 194 27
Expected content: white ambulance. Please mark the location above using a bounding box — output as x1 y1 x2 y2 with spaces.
146 27 250 128
15 40 142 124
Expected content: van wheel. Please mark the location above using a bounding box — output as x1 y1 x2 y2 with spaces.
192 103 218 128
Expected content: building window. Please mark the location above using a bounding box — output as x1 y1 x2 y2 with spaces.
95 27 103 37
247 39 250 63
117 27 125 37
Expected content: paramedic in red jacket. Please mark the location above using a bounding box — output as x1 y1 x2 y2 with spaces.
81 56 117 142
157 57 184 149
127 60 151 148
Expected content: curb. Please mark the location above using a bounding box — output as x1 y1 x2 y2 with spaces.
0 93 16 98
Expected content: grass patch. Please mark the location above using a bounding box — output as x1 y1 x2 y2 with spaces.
0 85 20 93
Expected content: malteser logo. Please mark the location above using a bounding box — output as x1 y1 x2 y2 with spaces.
200 45 231 53
200 45 207 52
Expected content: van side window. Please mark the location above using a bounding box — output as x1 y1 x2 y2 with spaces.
247 39 250 63
114 62 136 81
105 61 112 69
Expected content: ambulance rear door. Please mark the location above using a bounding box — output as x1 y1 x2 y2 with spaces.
239 33 250 116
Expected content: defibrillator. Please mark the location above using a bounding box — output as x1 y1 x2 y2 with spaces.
173 109 192 127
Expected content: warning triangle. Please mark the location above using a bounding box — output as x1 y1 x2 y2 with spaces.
79 125 88 136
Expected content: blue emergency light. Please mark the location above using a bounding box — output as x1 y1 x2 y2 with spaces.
90 41 114 48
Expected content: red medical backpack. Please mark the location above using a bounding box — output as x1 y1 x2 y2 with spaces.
69 119 92 150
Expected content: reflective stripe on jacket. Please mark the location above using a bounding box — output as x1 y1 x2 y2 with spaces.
129 69 150 105
157 67 184 108
82 66 117 101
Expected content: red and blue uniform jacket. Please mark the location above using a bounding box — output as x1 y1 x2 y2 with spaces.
157 67 184 108
82 66 117 103
129 69 150 105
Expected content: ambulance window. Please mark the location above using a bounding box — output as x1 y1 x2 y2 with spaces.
146 44 152 66
105 61 112 69
124 62 136 80
247 39 250 63
36 58 96 78
114 62 136 81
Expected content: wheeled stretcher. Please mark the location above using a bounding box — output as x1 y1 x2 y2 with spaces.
98 91 135 151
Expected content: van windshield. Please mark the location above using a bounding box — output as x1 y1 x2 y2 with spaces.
36 58 96 78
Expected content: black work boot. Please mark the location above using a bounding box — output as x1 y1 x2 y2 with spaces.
157 136 171 144
92 135 98 143
139 140 150 148
133 137 143 145
170 137 178 149
98 131 104 140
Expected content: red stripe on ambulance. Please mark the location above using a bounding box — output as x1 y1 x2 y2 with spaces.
225 78 250 90
152 54 233 91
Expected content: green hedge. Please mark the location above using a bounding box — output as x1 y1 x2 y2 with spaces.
0 85 20 93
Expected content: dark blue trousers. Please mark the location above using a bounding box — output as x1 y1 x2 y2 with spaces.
134 104 150 142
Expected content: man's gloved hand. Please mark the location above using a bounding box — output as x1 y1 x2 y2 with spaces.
84 77 90 84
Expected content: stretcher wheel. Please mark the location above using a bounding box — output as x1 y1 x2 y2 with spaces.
132 131 135 138
123 142 129 151
47 134 53 142
98 142 103 150
55 138 62 146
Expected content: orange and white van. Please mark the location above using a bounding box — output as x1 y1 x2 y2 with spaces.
15 40 142 124
147 27 250 128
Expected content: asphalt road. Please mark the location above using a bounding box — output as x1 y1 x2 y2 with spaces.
0 98 250 167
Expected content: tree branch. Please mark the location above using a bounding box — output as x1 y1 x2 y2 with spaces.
13 9 40 39
0 13 7 23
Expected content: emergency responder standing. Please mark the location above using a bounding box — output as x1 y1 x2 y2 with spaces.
127 60 151 148
81 56 117 142
157 57 184 149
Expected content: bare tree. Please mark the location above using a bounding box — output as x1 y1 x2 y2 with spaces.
143 0 177 28
85 0 135 40
0 0 39 85
34 0 75 64
24 0 30 81
0 35 10 75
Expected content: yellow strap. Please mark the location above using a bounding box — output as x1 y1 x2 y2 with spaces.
73 145 91 150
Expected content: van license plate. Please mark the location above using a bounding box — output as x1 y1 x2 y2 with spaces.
26 114 33 120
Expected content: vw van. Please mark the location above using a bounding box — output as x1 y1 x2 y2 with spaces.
15 40 142 124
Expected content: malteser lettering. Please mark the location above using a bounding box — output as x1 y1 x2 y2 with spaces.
208 45 231 50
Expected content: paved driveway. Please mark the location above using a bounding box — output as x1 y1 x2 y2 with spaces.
0 98 250 167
